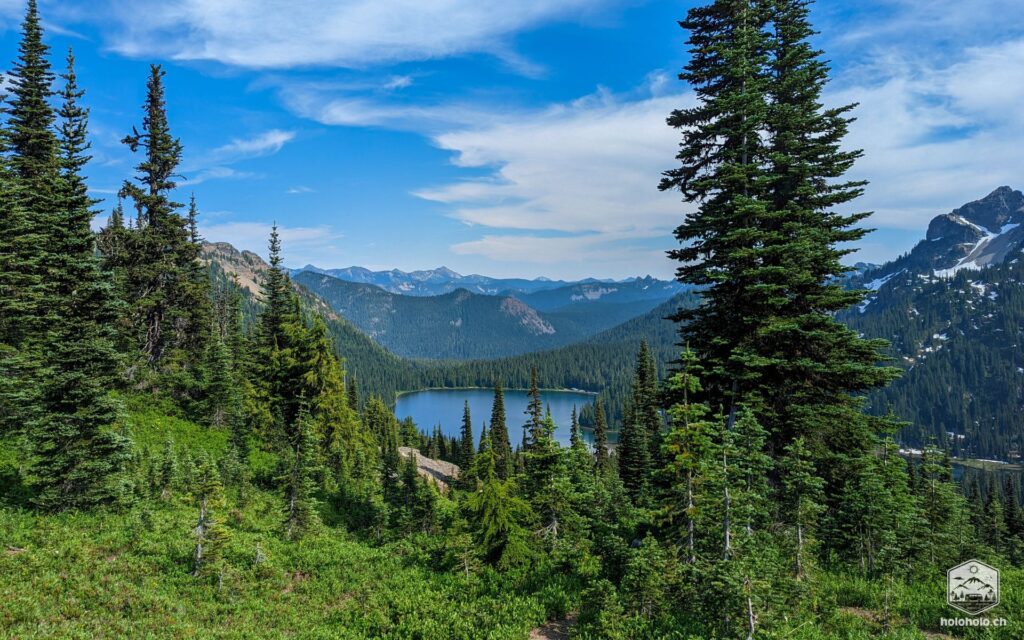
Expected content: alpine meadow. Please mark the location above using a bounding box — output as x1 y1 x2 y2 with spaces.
3 0 1024 638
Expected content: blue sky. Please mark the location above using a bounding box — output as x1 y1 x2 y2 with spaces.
1 0 1022 279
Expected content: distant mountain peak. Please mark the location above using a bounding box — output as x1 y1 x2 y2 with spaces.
947 185 1024 234
863 186 1024 286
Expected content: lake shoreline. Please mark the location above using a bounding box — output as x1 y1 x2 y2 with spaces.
394 386 599 400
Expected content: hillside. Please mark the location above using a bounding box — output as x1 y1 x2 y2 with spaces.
841 187 1024 459
294 271 581 359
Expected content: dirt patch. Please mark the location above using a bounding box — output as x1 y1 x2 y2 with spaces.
399 447 460 492
529 613 577 640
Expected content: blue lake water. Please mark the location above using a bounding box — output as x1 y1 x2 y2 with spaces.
395 388 598 448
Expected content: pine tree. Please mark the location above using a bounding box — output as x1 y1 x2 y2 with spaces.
489 380 513 480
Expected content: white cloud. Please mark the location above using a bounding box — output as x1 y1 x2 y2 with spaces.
210 129 295 160
96 0 614 70
287 185 315 194
180 129 295 185
834 38 1024 231
181 166 257 186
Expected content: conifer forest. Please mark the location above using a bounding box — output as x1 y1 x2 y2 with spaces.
1 1 1023 638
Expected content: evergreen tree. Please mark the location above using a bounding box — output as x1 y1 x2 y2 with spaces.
465 440 534 569
618 345 657 502
118 64 211 383
524 367 543 449
489 380 513 480
28 45 130 511
193 455 230 586
593 397 611 473
0 0 57 437
283 410 320 540
5 2 60 325
458 400 475 475
569 406 583 452
346 374 359 412
779 437 823 578
661 0 898 470
662 347 711 563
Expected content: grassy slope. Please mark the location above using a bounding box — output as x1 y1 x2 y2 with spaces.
0 404 552 640
3 402 1023 638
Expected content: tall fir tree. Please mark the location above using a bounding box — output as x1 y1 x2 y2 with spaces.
523 367 543 449
661 0 898 466
1 0 58 433
118 64 211 385
28 45 130 511
489 380 513 480
458 400 475 473
618 343 658 502
593 397 611 474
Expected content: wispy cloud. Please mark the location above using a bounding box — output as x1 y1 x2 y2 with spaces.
210 129 296 160
181 166 258 186
93 0 614 71
287 185 315 194
181 129 295 185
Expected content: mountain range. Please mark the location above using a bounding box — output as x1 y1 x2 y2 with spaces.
292 264 680 298
206 187 1024 460
292 271 681 360
842 186 1024 460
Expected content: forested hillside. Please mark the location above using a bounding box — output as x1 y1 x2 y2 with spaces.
295 271 593 359
840 187 1024 459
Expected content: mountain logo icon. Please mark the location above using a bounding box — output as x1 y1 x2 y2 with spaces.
947 560 1000 615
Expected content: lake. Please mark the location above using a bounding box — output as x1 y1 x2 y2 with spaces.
395 388 600 449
